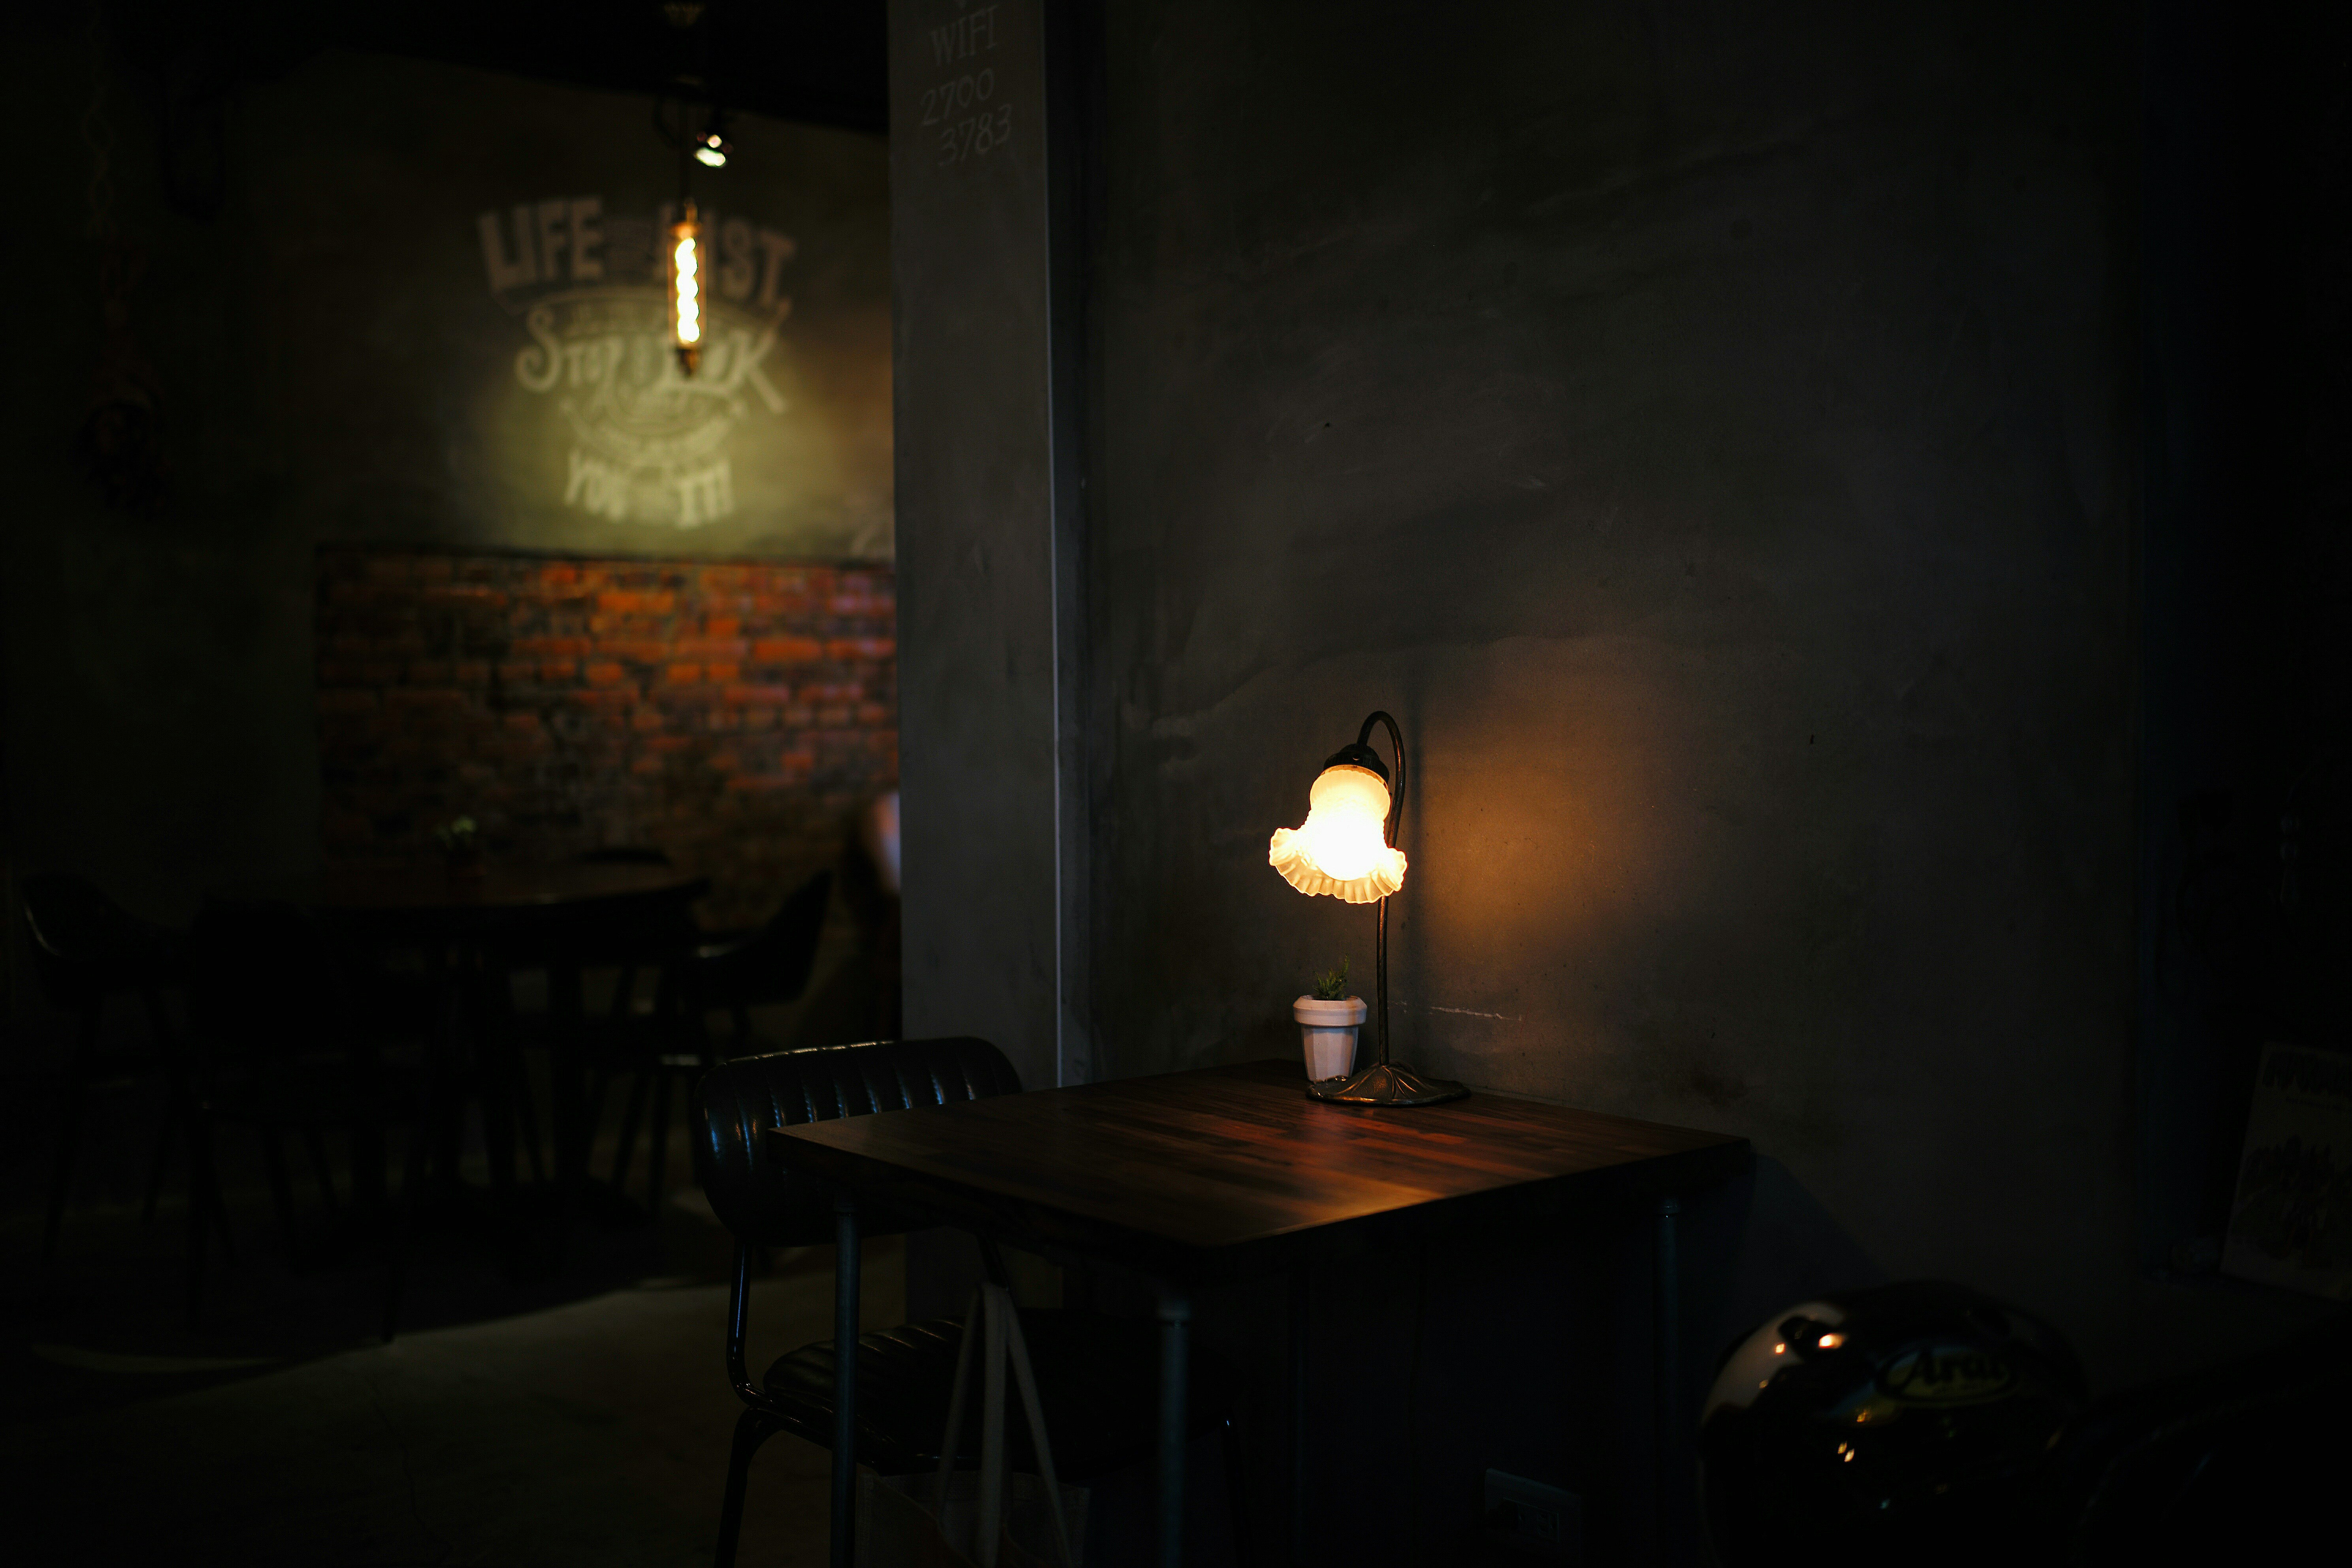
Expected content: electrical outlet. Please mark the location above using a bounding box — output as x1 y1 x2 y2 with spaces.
1481 1470 1581 1561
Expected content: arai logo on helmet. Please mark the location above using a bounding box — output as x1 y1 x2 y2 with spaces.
1875 1344 2017 1405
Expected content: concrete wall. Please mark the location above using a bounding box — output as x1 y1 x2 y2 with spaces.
1071 0 2343 1391
1 38 889 963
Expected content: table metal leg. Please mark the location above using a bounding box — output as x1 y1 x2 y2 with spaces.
833 1193 861 1568
1655 1195 1681 1559
1290 1269 1309 1567
1159 1287 1192 1568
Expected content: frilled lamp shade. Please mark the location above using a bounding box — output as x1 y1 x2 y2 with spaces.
1270 712 1466 1107
1268 765 1407 902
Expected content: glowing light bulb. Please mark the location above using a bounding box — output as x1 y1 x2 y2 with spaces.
1269 765 1407 903
669 206 703 374
695 132 730 168
674 235 701 341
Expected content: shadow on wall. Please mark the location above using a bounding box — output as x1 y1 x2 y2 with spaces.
1704 1155 1888 1365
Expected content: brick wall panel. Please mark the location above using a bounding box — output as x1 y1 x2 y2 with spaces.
315 547 896 926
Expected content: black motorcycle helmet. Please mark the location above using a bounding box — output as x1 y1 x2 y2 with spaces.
1699 1280 2087 1567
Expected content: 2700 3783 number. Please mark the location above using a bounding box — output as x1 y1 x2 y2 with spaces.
920 69 995 125
938 103 1014 168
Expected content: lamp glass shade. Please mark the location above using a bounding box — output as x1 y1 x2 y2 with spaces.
1268 764 1407 903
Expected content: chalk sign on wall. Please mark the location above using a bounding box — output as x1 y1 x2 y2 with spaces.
474 195 798 530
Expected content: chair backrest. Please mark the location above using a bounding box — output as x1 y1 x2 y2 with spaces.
699 868 834 1009
693 1036 1021 1247
183 899 366 1065
20 873 175 1008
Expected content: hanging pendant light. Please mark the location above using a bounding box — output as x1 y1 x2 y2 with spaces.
669 198 703 375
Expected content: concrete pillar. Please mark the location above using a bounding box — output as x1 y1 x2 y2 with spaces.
888 0 1088 1089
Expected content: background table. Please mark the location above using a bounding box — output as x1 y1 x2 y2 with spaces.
223 862 706 929
217 864 709 1253
771 1057 1750 1567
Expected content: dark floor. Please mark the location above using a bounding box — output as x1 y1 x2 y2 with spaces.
1 983 899 1567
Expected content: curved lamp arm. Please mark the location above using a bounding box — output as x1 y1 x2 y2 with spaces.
1357 710 1405 848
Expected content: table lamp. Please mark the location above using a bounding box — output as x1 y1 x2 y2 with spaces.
1269 710 1467 1106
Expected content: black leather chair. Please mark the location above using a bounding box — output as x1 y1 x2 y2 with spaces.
21 873 184 1259
693 1037 1244 1568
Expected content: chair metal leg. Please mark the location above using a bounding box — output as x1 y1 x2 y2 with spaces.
647 1067 675 1210
714 1407 781 1568
141 1101 178 1226
384 1103 433 1344
185 1115 216 1328
41 1007 101 1260
547 961 589 1263
258 1129 302 1260
582 1064 612 1171
833 1194 861 1568
1221 1415 1257 1568
498 1025 548 1185
477 1026 518 1206
212 1176 237 1263
306 1128 338 1216
513 1045 548 1186
611 1067 651 1191
138 988 186 1226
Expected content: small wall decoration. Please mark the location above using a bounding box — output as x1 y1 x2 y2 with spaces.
2222 1042 2352 1300
475 193 798 530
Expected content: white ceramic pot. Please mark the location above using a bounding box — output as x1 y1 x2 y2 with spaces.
1293 996 1368 1083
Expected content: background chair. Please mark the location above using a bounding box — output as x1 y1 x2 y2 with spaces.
605 868 833 1210
21 873 185 1259
839 791 901 1040
575 843 688 1031
2041 1302 2352 1563
692 1037 1247 1568
181 899 438 1338
496 844 697 1195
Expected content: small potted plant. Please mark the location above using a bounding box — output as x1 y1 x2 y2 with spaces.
1294 959 1366 1083
435 815 483 878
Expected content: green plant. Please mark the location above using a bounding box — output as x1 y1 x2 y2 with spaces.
435 816 479 852
1310 958 1351 1001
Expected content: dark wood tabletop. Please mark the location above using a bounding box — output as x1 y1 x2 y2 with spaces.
217 862 708 915
769 1057 1749 1283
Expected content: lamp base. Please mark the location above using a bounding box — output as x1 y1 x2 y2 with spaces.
1306 1060 1468 1107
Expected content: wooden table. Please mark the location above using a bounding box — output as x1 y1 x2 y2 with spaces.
219 864 709 1250
770 1057 1749 1568
223 862 707 930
